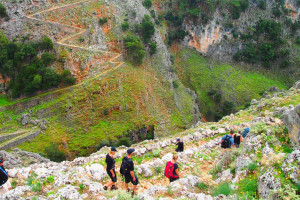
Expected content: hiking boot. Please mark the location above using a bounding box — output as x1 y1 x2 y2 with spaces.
111 185 118 190
103 186 108 190
127 188 131 193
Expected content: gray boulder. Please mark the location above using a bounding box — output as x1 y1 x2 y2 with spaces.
281 149 300 185
281 104 300 147
56 185 82 200
0 186 31 200
236 155 252 173
257 170 281 199
294 81 300 89
20 113 31 126
251 99 259 105
216 169 233 183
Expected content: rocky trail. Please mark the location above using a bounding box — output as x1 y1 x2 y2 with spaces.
1 81 299 199
26 0 124 92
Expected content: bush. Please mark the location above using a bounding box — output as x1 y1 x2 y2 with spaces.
41 52 55 65
142 0 152 9
97 140 110 150
237 176 258 198
212 182 232 196
141 15 155 43
46 175 55 184
121 22 129 31
124 33 146 65
247 163 257 172
116 137 131 147
152 149 161 157
0 3 8 17
258 0 266 10
99 17 108 25
156 166 162 173
40 37 54 50
272 6 282 17
44 143 66 162
150 42 157 55
197 182 208 190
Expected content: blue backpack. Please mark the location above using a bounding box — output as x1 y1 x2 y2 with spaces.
0 167 8 186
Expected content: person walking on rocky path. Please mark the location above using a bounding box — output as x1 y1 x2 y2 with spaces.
221 130 235 151
0 155 12 195
121 148 139 194
103 147 118 190
165 154 180 182
175 138 184 152
233 131 243 148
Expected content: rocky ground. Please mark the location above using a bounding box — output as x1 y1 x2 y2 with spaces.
0 81 299 200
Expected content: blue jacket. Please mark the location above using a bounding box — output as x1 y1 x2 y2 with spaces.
222 135 234 147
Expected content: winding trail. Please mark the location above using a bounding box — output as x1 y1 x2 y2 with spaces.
26 0 125 90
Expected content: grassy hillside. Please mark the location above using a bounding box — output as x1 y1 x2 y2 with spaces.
173 48 290 121
0 62 196 159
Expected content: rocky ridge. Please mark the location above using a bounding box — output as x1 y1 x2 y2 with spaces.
0 81 299 200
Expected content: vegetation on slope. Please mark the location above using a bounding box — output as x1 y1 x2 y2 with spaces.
0 32 75 98
0 62 196 159
173 48 289 121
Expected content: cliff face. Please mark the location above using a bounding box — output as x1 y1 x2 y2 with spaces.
0 82 299 200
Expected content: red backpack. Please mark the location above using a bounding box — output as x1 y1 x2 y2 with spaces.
164 161 178 179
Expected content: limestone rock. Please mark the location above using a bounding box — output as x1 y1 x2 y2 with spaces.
20 113 31 126
281 149 300 185
137 164 153 177
86 163 106 181
251 99 259 105
0 186 31 200
162 153 173 162
281 104 300 147
257 170 281 199
216 169 233 183
56 185 82 200
235 155 252 173
138 194 155 200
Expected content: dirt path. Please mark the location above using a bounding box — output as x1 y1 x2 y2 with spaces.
26 0 125 91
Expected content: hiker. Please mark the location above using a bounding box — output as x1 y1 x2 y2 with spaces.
242 127 250 138
103 147 118 191
165 154 180 182
120 148 139 194
0 155 12 195
233 131 243 148
221 130 235 149
175 138 184 152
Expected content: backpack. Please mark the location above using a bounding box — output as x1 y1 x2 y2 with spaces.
0 167 8 186
164 161 178 179
221 135 231 148
120 157 130 175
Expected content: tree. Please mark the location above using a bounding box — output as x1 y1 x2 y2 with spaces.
44 143 66 162
41 52 55 65
32 74 42 89
258 0 266 10
99 17 108 25
142 0 152 9
0 3 8 18
150 42 157 55
121 22 129 31
124 33 146 65
141 15 155 43
40 37 54 50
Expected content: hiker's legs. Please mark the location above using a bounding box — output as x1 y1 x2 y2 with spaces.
105 180 114 187
125 183 129 190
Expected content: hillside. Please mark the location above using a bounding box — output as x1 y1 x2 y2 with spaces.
0 0 298 159
0 81 299 200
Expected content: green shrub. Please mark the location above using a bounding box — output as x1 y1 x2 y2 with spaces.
116 137 131 147
79 184 84 191
150 42 157 55
44 143 66 162
121 22 129 31
152 149 161 157
31 182 42 192
0 3 8 17
97 140 110 150
247 163 257 172
156 166 162 173
212 182 232 196
237 176 258 198
167 186 173 195
142 0 152 9
136 157 143 165
258 0 266 10
124 33 146 65
46 175 55 183
99 17 108 25
41 52 55 65
141 15 155 43
197 182 208 190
